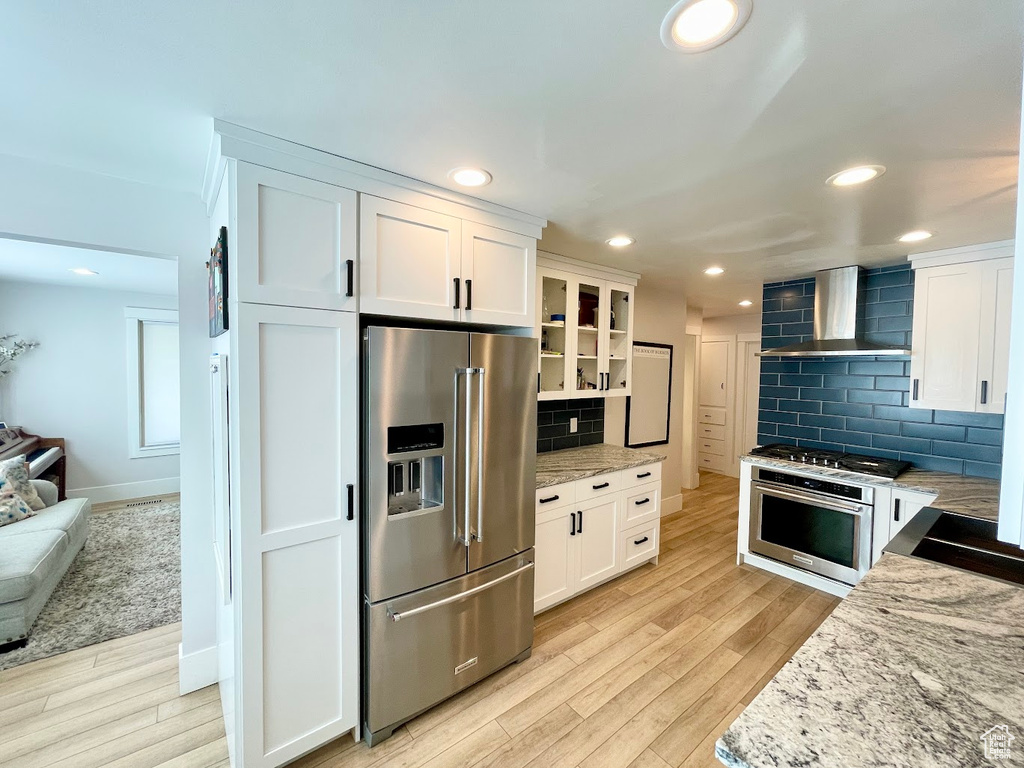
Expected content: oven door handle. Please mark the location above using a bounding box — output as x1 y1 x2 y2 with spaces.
753 483 871 516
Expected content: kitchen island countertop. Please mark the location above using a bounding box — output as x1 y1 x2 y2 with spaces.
716 552 1024 768
537 444 666 488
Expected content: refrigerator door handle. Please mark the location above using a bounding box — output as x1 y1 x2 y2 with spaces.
388 561 534 622
475 367 485 543
457 367 485 546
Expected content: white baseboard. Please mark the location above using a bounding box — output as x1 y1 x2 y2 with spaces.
67 477 180 505
661 493 682 516
179 643 219 695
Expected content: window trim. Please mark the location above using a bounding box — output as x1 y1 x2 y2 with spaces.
125 307 180 458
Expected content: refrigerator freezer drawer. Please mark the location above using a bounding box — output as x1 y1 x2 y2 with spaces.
364 551 535 739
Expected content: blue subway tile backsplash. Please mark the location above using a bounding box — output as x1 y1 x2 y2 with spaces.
759 265 1004 478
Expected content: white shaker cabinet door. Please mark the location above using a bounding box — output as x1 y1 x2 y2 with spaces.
978 257 1015 414
359 195 462 322
233 304 359 767
534 504 577 613
462 221 536 327
909 262 983 412
575 496 621 591
235 162 358 312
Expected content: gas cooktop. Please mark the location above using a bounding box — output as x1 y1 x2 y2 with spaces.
749 443 910 479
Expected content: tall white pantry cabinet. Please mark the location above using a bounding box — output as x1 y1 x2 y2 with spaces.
206 122 547 768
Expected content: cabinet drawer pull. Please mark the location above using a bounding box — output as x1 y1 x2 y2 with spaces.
539 495 560 504
592 482 610 490
912 378 919 400
894 498 901 523
981 380 989 405
637 471 652 479
346 483 354 521
570 512 576 536
635 498 651 506
454 278 461 309
634 536 649 545
577 510 583 532
466 279 473 310
345 259 354 298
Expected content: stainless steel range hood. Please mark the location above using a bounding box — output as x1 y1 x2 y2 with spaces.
759 266 911 357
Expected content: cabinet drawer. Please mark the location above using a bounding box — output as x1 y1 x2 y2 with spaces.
623 483 661 528
536 482 575 509
696 423 726 441
698 438 726 456
575 471 622 503
620 522 659 572
622 462 662 489
698 408 727 425
698 453 727 472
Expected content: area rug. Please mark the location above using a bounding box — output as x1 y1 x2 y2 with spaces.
0 500 181 670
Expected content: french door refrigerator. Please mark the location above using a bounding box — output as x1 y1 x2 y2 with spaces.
362 325 537 745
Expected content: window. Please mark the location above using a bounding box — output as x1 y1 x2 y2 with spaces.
125 307 180 457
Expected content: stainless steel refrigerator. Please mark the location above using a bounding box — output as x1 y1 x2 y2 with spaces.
362 325 537 745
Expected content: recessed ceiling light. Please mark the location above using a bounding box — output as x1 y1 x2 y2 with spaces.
447 167 492 188
606 236 635 247
826 165 886 187
898 230 933 243
660 0 753 53
704 266 725 275
739 300 753 307
69 268 98 276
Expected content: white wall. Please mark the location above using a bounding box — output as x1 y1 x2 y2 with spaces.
606 283 689 513
0 280 179 500
0 151 216 689
701 313 761 337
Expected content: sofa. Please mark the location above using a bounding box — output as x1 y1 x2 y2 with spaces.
0 480 90 647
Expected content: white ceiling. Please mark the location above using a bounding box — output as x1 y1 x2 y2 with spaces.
0 239 177 296
2 1 1022 315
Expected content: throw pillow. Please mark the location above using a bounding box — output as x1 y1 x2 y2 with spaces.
0 491 35 527
0 455 44 511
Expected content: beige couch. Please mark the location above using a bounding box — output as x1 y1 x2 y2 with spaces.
0 480 90 647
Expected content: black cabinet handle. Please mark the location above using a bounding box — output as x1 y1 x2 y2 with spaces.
466 279 473 310
570 512 576 536
454 278 461 309
577 510 583 533
346 484 354 521
637 472 652 479
912 378 919 400
539 495 560 504
634 536 649 545
345 259 354 297
981 380 989 405
635 498 650 506
894 498 901 523
592 482 610 490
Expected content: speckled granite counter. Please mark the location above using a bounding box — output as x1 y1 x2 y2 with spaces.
536 444 667 488
716 552 1024 768
742 454 1001 521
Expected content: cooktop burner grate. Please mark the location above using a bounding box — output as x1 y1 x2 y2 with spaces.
749 443 910 479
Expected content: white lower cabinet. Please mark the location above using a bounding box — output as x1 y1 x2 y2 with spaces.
576 496 621 591
534 463 663 613
889 489 937 540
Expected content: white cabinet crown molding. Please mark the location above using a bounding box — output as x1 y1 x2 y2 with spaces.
207 120 546 238
907 239 1015 270
537 250 640 285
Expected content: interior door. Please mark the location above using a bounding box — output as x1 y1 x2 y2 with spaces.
462 221 536 326
467 333 538 572
365 327 469 602
575 495 620 590
699 340 729 408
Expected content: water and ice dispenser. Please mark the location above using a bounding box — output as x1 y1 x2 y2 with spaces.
386 423 444 516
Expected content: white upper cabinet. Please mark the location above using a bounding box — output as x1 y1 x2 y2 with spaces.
359 196 462 322
909 242 1014 413
461 221 536 326
235 162 358 312
536 253 638 400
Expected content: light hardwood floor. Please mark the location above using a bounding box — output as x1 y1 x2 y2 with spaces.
0 472 838 768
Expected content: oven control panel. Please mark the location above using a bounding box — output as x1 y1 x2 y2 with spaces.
756 468 869 503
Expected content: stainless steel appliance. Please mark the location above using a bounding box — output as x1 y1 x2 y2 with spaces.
362 326 537 745
748 467 874 585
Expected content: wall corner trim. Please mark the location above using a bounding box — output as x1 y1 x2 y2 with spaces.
661 493 682 516
178 642 218 695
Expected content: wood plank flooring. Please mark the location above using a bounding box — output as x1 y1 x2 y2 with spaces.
0 472 838 768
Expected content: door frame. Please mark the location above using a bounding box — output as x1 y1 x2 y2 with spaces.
734 333 762 476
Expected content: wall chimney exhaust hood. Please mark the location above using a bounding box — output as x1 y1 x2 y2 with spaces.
759 266 911 357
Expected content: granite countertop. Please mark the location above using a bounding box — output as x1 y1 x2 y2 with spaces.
716 552 1024 768
536 444 667 488
742 454 1001 522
